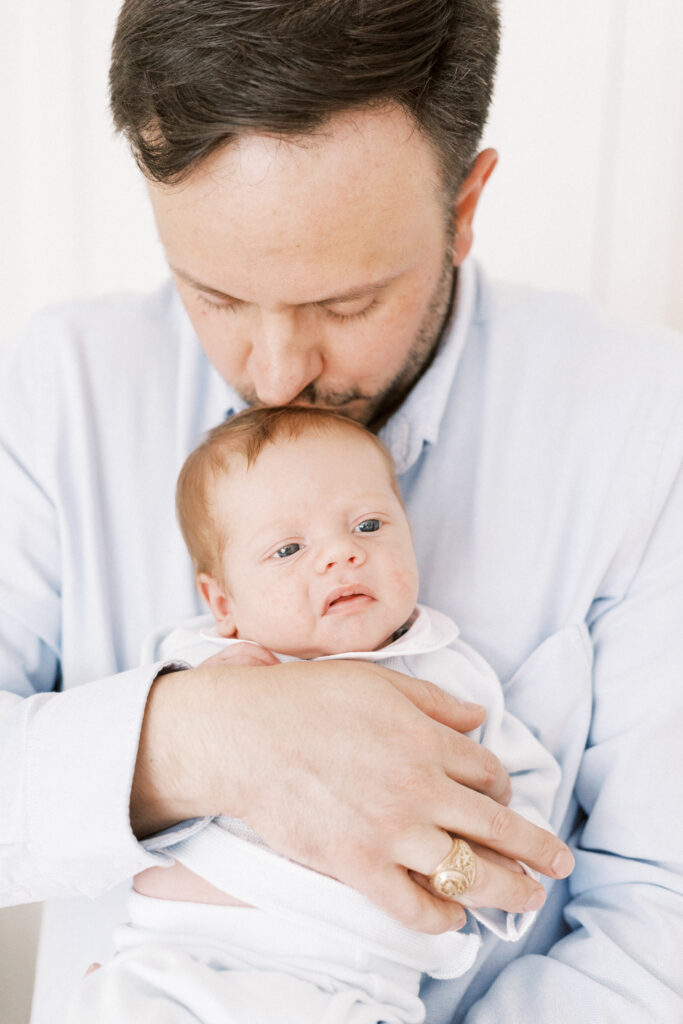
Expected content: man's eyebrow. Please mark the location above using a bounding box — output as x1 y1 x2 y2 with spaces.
170 265 398 306
310 276 397 305
170 266 240 303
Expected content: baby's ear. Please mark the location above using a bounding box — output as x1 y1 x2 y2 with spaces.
196 572 237 638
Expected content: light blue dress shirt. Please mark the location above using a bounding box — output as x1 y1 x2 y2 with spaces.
1 260 682 1023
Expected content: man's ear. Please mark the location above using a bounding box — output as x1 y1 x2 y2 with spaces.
197 572 237 638
450 148 498 266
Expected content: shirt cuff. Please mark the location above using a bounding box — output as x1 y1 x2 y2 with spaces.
140 817 214 854
20 661 194 901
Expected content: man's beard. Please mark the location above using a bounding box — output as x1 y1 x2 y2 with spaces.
239 248 456 431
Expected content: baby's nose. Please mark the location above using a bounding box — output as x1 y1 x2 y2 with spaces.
317 537 364 573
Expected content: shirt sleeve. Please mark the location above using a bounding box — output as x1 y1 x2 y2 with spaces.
0 317 205 906
463 414 683 1020
0 662 197 906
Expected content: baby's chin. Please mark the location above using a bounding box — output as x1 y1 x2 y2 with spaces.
277 617 408 660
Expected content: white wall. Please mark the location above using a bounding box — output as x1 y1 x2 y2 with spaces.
477 0 683 331
1 4 682 1023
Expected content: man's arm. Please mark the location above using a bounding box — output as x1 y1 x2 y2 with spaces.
131 656 573 933
0 322 184 905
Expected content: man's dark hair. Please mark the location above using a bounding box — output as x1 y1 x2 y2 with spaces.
110 0 499 194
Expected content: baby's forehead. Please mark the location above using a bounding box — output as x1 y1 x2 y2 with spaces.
213 425 397 503
241 423 391 471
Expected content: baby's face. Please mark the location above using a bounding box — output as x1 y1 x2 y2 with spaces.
207 428 419 658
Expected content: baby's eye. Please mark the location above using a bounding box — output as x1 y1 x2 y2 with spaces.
355 519 381 534
273 543 301 559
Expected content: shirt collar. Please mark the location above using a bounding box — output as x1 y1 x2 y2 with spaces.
379 257 477 474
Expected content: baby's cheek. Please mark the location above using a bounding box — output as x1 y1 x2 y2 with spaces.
390 566 420 603
264 589 311 633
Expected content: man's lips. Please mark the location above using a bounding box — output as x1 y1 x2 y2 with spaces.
322 585 376 615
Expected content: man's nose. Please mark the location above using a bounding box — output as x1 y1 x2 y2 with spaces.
316 536 366 574
249 311 323 406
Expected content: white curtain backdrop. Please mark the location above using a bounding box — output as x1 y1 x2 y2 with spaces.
0 3 682 1023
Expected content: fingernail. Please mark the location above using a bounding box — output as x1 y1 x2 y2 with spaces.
463 701 486 712
524 888 546 912
552 849 574 877
449 912 467 931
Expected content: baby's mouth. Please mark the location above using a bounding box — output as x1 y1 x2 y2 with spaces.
322 585 376 615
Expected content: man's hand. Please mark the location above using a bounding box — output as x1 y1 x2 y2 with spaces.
131 660 573 934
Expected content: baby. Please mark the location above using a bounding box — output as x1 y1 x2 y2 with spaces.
70 406 561 1024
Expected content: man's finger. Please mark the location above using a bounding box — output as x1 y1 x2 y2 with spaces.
455 840 545 912
379 669 513 805
436 724 512 805
395 829 545 914
434 783 574 880
466 843 525 874
370 866 468 935
380 667 488 734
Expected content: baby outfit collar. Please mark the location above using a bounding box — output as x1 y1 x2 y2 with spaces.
199 604 459 663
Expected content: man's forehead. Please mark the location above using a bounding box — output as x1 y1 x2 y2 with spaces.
148 114 448 309
148 105 445 222
192 105 440 188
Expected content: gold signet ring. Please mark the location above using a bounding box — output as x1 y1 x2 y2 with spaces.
427 836 476 899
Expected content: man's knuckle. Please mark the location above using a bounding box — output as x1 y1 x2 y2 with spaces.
488 804 512 842
422 680 446 712
534 828 558 866
479 750 500 789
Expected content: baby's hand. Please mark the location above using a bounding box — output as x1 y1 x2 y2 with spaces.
201 643 280 669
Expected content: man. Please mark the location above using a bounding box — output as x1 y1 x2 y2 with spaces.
0 2 681 1022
